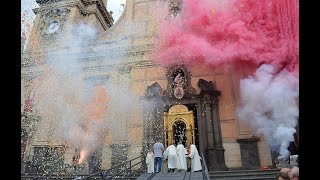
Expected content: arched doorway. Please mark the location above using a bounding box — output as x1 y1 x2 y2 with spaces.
172 120 186 146
163 105 195 148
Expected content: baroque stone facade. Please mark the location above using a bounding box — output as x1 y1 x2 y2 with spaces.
21 0 273 174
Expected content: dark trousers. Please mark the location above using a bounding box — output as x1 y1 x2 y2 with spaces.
154 157 162 173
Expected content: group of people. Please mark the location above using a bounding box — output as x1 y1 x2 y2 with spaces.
146 139 202 173
276 166 299 180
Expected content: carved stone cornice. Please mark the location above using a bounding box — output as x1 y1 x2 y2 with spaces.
80 0 114 28
36 0 64 4
36 0 113 30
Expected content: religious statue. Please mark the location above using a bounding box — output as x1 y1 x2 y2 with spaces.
178 131 185 143
173 72 185 99
174 73 184 86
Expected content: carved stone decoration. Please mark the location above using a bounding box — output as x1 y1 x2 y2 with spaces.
145 82 162 100
164 64 197 99
198 79 221 100
169 0 182 17
38 8 71 38
174 86 185 99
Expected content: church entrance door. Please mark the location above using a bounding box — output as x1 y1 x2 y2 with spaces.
164 105 195 148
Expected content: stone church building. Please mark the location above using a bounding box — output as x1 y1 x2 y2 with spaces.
21 0 273 174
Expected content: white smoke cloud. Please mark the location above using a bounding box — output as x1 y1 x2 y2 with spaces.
237 64 299 159
31 19 143 165
33 23 107 163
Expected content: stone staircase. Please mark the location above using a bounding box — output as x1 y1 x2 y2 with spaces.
21 173 141 179
21 169 278 180
209 169 279 180
137 171 203 180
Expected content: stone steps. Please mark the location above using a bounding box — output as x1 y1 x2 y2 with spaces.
136 172 203 180
209 169 279 180
21 174 141 180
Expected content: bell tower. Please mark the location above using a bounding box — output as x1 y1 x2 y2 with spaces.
25 0 114 51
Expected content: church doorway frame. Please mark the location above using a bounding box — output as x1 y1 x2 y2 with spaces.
142 63 228 171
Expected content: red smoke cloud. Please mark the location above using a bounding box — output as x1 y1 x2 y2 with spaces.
154 0 298 73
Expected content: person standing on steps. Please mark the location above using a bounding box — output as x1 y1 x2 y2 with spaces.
153 139 164 173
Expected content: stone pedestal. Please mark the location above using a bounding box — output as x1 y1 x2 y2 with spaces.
236 138 261 169
207 148 228 171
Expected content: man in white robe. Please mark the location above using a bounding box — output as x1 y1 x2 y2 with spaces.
163 144 180 172
189 144 202 172
146 150 154 173
176 142 187 171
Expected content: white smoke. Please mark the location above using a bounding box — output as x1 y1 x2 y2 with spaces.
33 23 105 161
237 64 299 159
32 20 143 164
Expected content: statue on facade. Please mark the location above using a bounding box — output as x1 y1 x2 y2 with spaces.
173 71 185 99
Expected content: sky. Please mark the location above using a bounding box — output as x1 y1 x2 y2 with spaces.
107 0 126 22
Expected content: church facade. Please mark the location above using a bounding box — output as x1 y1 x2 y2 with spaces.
21 0 273 174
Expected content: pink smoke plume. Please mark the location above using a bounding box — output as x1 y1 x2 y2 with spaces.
154 0 298 73
154 0 299 159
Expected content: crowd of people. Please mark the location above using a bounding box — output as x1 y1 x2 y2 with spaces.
276 166 299 180
146 139 202 173
147 139 299 180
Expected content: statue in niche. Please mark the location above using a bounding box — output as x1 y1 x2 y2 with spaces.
164 64 197 97
178 130 185 143
172 70 185 99
174 72 185 86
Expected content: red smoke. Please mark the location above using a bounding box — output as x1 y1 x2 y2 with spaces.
85 84 108 120
154 0 298 73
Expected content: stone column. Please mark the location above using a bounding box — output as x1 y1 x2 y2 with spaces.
197 79 228 171
211 103 228 170
142 82 163 154
203 94 217 170
204 95 214 149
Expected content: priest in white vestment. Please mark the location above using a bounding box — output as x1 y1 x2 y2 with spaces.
189 144 202 172
146 150 154 173
176 142 187 171
163 144 181 172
